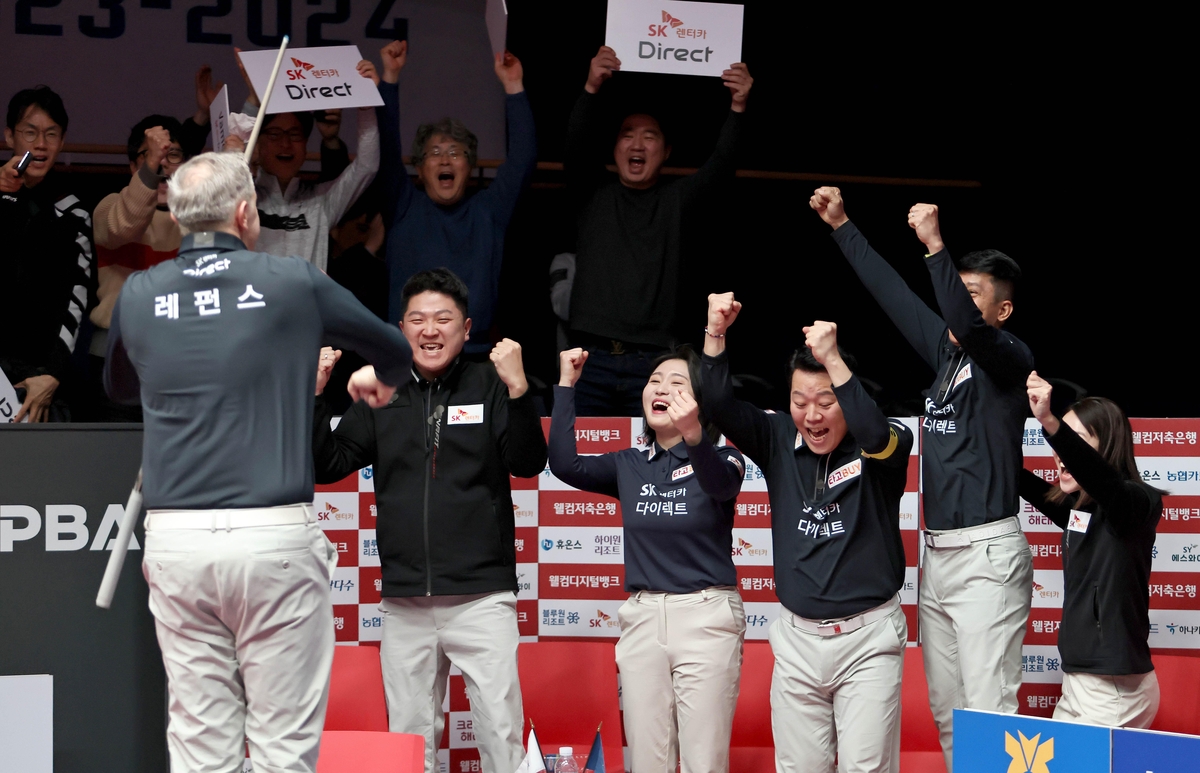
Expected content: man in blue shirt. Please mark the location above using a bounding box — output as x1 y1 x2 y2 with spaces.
375 40 537 354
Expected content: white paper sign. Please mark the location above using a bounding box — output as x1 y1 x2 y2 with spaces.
0 369 29 424
605 0 744 78
486 0 508 57
237 45 383 114
208 84 230 153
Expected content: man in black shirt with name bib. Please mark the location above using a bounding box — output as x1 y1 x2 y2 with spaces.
810 188 1035 771
702 294 913 772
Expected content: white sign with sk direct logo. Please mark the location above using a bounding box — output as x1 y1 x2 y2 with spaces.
238 45 384 114
605 0 744 78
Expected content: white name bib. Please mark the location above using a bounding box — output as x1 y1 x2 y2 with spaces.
1067 509 1091 533
447 404 484 425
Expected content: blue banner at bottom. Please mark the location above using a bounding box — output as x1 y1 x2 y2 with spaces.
953 709 1111 773
1112 727 1200 773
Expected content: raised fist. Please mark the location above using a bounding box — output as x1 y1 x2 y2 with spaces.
316 346 342 396
558 348 589 388
1026 371 1055 427
809 186 848 229
802 321 841 368
585 46 621 94
723 63 753 113
666 388 704 445
706 292 742 338
347 365 396 408
908 203 944 254
490 338 529 398
142 126 173 171
380 40 407 84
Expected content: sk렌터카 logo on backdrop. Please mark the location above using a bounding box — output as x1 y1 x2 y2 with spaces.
1005 730 1053 773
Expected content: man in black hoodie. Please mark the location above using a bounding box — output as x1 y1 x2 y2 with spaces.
313 268 546 773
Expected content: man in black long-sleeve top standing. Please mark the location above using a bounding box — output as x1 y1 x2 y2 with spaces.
702 294 913 772
104 151 412 772
811 188 1035 770
564 45 752 415
311 268 546 773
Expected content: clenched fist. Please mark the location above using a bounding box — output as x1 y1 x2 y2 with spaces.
706 292 742 338
490 338 529 398
380 40 407 85
315 346 342 396
908 203 944 254
142 126 174 171
1027 371 1059 434
809 186 848 229
347 365 396 408
666 388 704 446
802 321 852 386
559 348 589 388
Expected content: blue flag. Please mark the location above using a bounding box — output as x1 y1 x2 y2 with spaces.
583 730 605 773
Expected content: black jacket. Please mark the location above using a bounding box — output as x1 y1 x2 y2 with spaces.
1020 422 1161 675
313 359 547 597
831 221 1034 530
703 351 912 620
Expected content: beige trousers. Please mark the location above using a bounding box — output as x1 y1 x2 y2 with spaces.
919 524 1033 772
143 513 337 773
378 591 524 773
769 598 907 773
615 587 746 773
1054 670 1160 728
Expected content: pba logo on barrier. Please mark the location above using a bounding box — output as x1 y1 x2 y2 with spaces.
1005 730 1053 773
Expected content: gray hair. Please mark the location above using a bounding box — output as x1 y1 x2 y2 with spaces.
411 118 478 168
167 151 255 233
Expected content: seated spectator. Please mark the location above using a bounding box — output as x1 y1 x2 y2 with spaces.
1 85 94 422
251 59 381 271
375 40 537 355
565 47 752 415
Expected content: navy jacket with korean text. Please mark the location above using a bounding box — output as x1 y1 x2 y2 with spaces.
104 231 411 510
312 359 547 598
830 221 1034 530
548 384 745 593
1020 422 1161 674
702 351 912 620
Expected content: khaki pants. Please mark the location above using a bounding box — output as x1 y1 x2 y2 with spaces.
769 598 906 773
615 587 746 773
1054 671 1160 728
919 523 1033 772
379 592 523 773
143 513 337 773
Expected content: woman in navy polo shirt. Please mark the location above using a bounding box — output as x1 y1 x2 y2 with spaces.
1021 372 1164 728
549 345 747 773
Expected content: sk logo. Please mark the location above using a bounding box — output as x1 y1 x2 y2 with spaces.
738 537 753 548
1004 731 1053 773
290 57 314 70
661 10 684 27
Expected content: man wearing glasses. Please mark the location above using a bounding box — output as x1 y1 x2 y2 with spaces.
1 86 93 422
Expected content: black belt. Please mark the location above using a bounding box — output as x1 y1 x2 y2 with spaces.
571 331 668 355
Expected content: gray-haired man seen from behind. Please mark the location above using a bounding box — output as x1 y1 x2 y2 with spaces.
103 151 412 772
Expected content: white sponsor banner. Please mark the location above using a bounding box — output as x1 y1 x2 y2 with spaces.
731 527 772 566
1020 500 1061 532
1020 644 1065 684
899 492 919 531
1138 457 1200 494
329 566 359 604
739 457 769 492
358 602 384 642
448 711 476 749
239 45 384 113
1149 609 1200 649
604 0 743 78
358 528 380 567
515 562 538 600
314 492 358 529
900 566 919 606
1153 533 1200 572
538 526 624 564
1023 418 1054 457
538 598 624 637
358 465 375 492
512 489 537 526
1030 569 1065 608
742 601 781 641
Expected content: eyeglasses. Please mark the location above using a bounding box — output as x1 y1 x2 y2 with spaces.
138 148 185 165
263 129 306 143
429 147 463 160
14 126 62 144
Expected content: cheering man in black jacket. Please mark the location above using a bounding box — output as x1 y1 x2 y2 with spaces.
312 267 546 773
703 293 913 772
810 188 1034 770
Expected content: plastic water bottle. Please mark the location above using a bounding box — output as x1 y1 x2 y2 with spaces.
553 747 579 773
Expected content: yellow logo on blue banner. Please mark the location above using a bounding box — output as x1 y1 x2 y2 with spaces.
1006 730 1055 773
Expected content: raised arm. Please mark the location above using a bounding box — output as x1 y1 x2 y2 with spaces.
489 338 548 478
476 52 537 228
812 187 946 370
318 63 381 226
93 164 160 249
565 46 620 194
548 350 621 497
700 293 777 466
307 262 411 386
677 63 751 206
909 204 1034 386
376 41 413 227
666 385 745 502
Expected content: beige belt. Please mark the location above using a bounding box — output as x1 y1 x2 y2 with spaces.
787 594 900 637
923 515 1020 548
145 503 313 531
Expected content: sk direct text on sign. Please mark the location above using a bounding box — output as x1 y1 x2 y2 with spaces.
605 0 744 78
238 45 384 114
